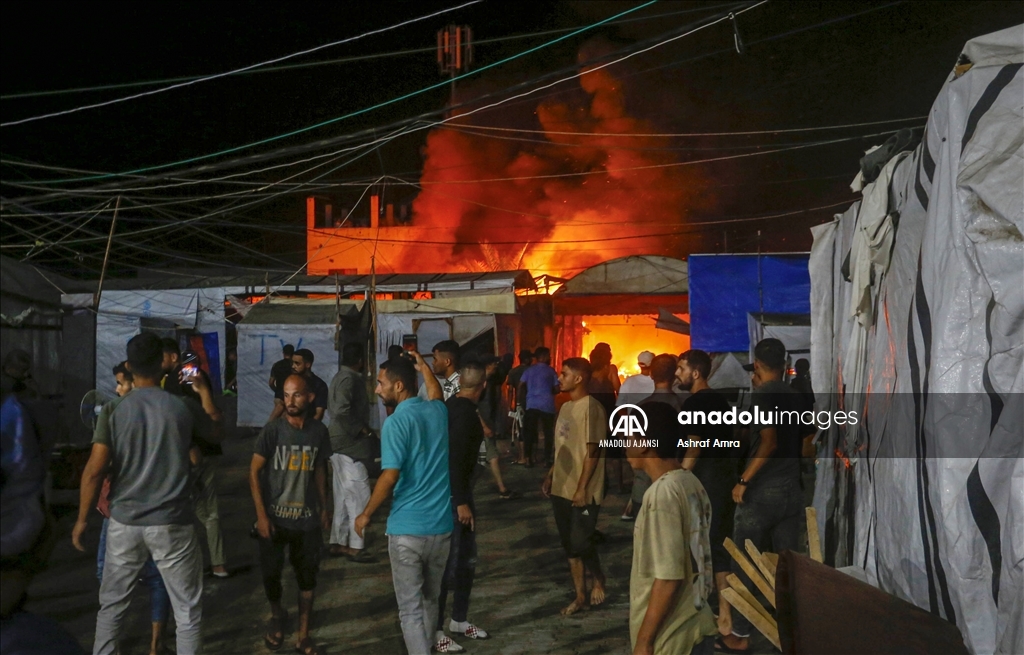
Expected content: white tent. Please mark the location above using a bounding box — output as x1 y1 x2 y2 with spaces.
809 26 1022 655
234 271 533 428
63 288 227 400
236 303 348 428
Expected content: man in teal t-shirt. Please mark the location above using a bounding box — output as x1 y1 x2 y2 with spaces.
356 351 452 655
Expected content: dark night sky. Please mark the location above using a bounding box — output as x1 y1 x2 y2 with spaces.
1 1 1020 277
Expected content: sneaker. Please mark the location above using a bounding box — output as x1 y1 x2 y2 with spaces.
620 512 635 521
449 620 489 640
434 632 465 653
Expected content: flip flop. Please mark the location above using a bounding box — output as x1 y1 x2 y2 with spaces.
264 611 288 651
345 549 377 564
294 637 323 655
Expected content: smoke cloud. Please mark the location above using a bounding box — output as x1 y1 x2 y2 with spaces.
408 47 710 277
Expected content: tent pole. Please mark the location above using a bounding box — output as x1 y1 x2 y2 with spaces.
93 195 121 309
369 256 378 375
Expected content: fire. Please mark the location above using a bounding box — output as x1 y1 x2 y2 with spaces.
581 314 690 380
406 43 710 278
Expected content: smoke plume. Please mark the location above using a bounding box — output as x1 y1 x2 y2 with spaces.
408 48 708 277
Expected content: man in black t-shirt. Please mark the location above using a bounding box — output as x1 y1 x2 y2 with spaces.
250 374 331 655
676 349 739 638
506 350 532 408
288 349 329 423
721 339 806 654
435 363 492 652
267 344 295 423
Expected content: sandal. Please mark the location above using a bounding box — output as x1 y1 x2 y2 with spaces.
344 549 377 564
499 489 521 499
264 611 288 651
294 637 323 655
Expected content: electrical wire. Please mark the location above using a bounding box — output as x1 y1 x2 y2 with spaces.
453 116 929 139
0 1 483 127
302 199 855 248
1 3 737 101
22 0 663 184
416 128 919 185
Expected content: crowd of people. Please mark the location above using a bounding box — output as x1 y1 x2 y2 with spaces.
0 329 815 655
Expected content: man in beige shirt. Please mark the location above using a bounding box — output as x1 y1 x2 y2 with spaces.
541 357 607 616
626 401 718 655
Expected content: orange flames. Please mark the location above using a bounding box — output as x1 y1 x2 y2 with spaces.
406 48 709 278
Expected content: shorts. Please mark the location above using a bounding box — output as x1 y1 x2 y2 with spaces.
550 496 599 558
258 524 322 597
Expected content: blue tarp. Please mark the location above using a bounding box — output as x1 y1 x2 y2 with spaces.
689 254 810 352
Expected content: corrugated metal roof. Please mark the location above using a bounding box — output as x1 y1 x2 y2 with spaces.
62 269 536 303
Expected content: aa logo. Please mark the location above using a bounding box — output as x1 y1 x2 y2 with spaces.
609 404 648 437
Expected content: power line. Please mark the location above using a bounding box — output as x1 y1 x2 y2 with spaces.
24 0 662 184
0 3 737 101
3 6 741 197
416 128 919 185
0 1 482 127
455 116 929 138
304 199 856 247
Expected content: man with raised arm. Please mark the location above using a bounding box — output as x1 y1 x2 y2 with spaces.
356 352 451 655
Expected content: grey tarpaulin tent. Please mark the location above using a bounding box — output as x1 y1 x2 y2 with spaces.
809 26 1022 654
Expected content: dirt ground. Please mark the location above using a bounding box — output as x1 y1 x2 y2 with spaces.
29 432 774 654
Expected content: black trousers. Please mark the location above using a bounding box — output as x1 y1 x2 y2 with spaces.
437 498 477 628
258 524 322 602
523 409 555 463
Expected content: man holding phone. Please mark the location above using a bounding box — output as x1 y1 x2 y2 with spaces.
159 339 229 578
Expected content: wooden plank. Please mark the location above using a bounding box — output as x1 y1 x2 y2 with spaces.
726 573 775 627
806 507 823 562
724 537 776 608
745 539 776 589
722 588 781 651
764 552 779 568
761 552 778 579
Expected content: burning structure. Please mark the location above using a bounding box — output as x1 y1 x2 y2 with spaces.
548 255 690 374
307 56 708 279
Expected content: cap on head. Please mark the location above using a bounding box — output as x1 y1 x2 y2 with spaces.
743 338 787 372
637 351 655 367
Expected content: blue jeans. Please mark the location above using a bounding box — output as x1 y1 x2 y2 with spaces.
97 518 170 624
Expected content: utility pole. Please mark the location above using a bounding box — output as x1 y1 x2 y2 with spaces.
437 25 472 111
93 196 121 309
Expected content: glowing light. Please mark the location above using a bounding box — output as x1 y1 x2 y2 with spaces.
580 314 690 382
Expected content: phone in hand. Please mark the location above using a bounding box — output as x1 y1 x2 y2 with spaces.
180 363 199 384
402 334 417 352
